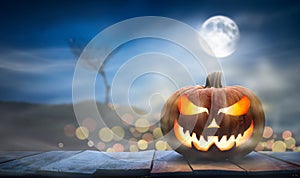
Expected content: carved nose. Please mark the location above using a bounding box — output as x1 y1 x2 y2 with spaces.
207 118 220 128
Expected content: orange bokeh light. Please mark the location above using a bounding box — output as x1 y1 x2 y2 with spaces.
142 133 154 142
64 124 76 137
263 126 273 139
121 113 133 125
113 143 124 152
282 130 292 140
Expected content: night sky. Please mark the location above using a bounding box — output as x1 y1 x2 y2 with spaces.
0 0 300 133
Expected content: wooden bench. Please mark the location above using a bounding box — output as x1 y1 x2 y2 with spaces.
0 150 299 177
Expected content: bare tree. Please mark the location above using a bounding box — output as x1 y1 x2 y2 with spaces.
68 38 111 105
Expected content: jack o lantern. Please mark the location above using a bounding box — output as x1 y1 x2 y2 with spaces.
160 72 265 160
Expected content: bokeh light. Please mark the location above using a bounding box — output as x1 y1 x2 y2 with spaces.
263 126 273 139
129 127 135 133
99 127 113 142
142 133 154 142
113 143 124 152
137 139 148 150
272 141 286 152
96 142 106 150
121 113 134 125
153 127 163 139
106 148 115 152
129 145 139 152
282 130 292 140
64 124 76 137
58 142 64 148
284 137 296 149
135 118 150 133
75 126 89 140
87 140 94 147
132 130 142 138
155 140 167 150
67 113 299 153
294 146 300 152
112 126 125 141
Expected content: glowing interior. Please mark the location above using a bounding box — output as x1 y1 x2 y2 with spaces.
178 94 209 115
174 119 254 151
217 96 250 116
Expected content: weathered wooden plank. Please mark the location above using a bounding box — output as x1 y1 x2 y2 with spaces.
231 151 300 175
189 157 245 176
260 151 300 167
0 151 80 175
95 150 155 177
0 150 298 177
41 150 154 177
151 150 192 176
0 151 40 163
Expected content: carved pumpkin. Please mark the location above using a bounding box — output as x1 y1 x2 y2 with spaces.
160 72 265 160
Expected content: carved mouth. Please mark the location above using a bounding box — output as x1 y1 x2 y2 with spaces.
174 119 254 151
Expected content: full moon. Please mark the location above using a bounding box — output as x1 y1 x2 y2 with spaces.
200 15 239 58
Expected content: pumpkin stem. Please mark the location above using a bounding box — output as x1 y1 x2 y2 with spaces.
205 71 223 88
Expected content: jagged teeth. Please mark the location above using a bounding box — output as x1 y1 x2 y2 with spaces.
235 133 243 147
181 130 243 143
197 134 201 140
179 129 248 151
207 136 214 143
228 135 235 142
185 130 189 136
174 119 254 151
199 135 206 145
219 135 227 144
191 132 197 142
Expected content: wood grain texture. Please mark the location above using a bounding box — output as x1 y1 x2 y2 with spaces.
0 151 80 175
151 150 192 176
231 151 300 175
0 150 299 177
189 158 245 175
95 150 155 176
41 150 154 176
260 151 300 166
0 151 40 163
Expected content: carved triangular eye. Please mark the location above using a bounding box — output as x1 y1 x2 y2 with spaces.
218 96 250 116
178 94 209 115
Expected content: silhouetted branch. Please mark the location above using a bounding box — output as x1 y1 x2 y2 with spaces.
68 37 111 105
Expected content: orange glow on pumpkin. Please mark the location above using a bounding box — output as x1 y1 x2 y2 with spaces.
218 96 250 116
174 118 254 151
178 94 209 115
